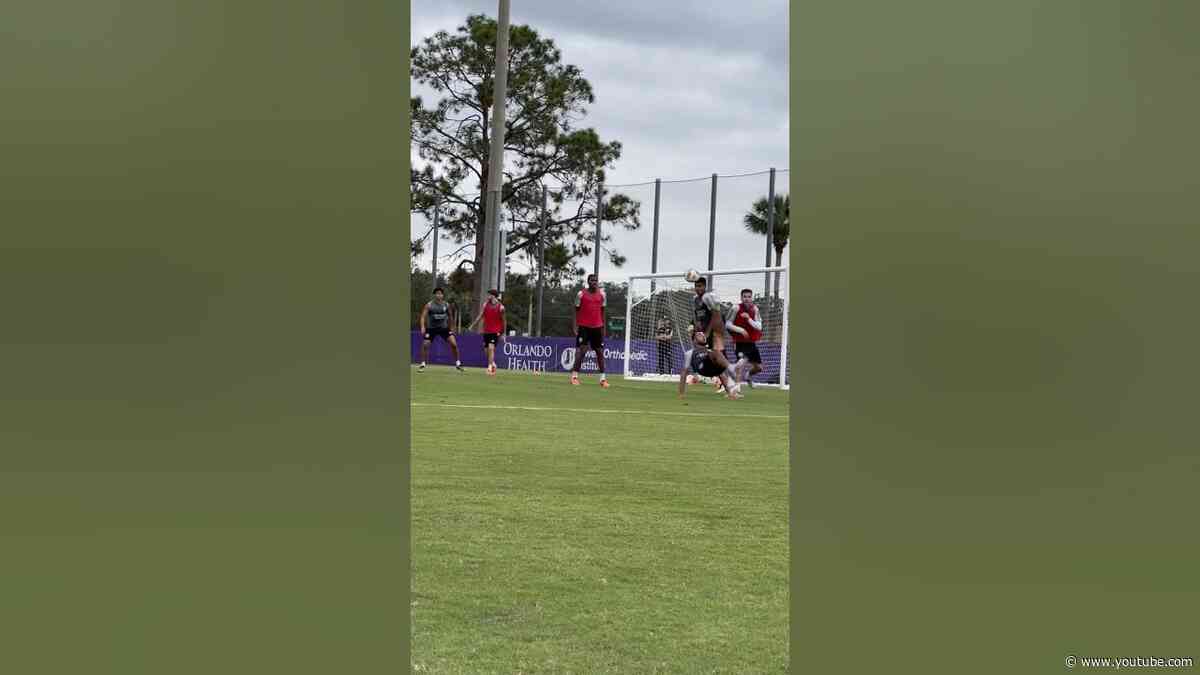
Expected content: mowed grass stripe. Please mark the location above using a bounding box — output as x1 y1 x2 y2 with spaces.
411 366 789 673
412 401 788 420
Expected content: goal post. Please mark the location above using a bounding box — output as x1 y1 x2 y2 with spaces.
623 266 789 389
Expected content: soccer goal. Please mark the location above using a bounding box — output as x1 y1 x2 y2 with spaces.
623 266 789 389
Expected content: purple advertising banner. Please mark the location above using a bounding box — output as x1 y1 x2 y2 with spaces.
413 331 785 383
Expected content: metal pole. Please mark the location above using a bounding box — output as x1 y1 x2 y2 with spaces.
497 229 507 294
431 196 440 284
479 0 510 313
765 168 775 301
593 184 603 278
650 178 661 294
536 185 547 336
707 173 717 288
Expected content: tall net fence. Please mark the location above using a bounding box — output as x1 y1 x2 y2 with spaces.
412 169 789 342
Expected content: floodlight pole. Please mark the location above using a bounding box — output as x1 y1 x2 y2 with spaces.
479 0 510 315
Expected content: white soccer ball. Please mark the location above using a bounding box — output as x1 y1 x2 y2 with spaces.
684 269 701 282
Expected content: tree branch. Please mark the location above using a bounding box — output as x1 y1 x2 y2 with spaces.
414 138 483 181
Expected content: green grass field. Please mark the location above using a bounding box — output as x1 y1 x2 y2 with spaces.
410 366 789 674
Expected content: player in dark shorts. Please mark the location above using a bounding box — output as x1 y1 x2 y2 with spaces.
467 289 506 375
678 330 741 399
418 288 464 372
692 275 735 391
691 276 726 352
726 288 764 386
570 273 610 388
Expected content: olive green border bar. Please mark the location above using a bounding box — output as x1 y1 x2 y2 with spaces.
399 2 414 671
788 4 800 673
792 1 1200 673
1 0 411 672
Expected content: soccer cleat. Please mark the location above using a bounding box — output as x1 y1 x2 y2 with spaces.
570 374 580 386
418 364 425 372
487 364 496 376
599 379 610 389
455 364 465 372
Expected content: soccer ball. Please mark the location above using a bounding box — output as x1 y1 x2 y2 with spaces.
684 269 701 282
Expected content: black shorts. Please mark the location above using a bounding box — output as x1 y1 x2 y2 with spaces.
482 333 500 346
697 358 725 378
734 341 762 364
424 328 453 342
576 326 603 350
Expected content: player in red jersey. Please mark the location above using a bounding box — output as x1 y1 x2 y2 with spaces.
726 288 764 386
570 273 610 388
467 289 505 375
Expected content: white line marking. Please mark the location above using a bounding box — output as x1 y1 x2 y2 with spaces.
411 402 788 420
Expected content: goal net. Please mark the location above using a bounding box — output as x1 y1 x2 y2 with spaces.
623 267 789 389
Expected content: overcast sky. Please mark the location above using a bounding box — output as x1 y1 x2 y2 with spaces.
411 0 789 296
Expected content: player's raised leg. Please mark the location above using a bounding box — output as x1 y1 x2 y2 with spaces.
679 330 741 399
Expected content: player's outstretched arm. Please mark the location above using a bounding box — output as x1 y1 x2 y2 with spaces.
419 303 429 334
726 314 748 337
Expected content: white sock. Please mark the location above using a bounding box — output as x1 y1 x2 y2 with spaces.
455 360 461 366
420 361 426 367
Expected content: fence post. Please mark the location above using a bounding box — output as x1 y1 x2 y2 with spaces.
431 195 440 284
650 178 661 295
707 173 717 288
536 185 547 336
765 168 775 301
594 183 603 278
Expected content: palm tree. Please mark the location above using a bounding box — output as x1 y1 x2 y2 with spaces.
743 193 789 301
